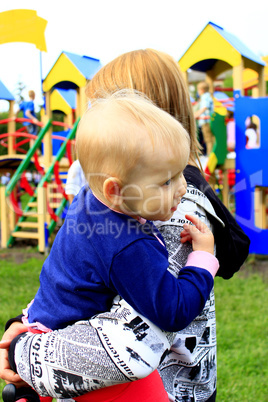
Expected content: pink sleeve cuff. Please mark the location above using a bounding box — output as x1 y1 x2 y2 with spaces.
22 299 52 333
185 250 219 278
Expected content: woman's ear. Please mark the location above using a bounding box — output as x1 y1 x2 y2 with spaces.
103 177 123 207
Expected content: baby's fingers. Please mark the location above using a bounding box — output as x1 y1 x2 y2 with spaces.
183 215 214 254
182 222 200 238
185 214 210 234
180 229 192 244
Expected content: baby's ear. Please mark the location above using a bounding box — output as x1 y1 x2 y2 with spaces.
103 177 123 207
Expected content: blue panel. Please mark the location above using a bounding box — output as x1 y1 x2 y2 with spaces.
235 95 268 254
0 80 15 100
64 51 102 80
52 130 70 156
55 88 76 109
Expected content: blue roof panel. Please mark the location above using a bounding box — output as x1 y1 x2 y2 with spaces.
56 88 76 109
64 51 102 80
0 80 15 100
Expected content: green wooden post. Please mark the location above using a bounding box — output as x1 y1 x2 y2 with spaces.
38 118 80 188
5 119 52 196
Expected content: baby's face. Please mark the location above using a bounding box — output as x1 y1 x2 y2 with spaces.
121 142 188 222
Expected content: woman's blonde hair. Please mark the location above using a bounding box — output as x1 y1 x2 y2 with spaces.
77 90 190 198
86 48 202 169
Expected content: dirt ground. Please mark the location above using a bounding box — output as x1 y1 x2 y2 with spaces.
0 239 46 264
1 239 268 281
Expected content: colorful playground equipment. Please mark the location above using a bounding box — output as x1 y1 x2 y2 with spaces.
0 119 78 252
235 94 268 254
179 22 266 97
0 43 102 252
178 21 268 254
242 55 268 94
1 15 268 255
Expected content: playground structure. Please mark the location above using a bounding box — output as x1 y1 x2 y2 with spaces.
0 50 101 252
1 16 268 254
178 21 268 254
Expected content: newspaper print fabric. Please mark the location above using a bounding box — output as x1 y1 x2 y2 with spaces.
15 297 175 399
155 184 218 402
14 183 219 401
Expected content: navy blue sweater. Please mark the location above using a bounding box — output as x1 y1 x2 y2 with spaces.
27 188 213 332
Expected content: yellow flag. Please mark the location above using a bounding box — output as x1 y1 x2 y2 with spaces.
0 9 47 51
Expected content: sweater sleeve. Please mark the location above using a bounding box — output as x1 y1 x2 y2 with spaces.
109 240 218 332
185 250 219 278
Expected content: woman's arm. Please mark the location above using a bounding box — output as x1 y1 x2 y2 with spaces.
2 214 219 398
9 297 174 399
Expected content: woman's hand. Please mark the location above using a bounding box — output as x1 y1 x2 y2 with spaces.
0 322 28 386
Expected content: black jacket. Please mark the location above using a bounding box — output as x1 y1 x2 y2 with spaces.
184 165 250 279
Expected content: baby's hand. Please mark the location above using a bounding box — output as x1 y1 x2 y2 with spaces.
180 214 214 255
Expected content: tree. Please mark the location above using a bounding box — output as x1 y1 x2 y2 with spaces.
14 80 26 105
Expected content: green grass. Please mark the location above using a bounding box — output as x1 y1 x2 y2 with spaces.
0 252 43 328
0 250 267 401
215 271 268 401
0 249 44 401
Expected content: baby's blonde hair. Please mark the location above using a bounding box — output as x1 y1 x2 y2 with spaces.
86 48 202 169
76 90 190 198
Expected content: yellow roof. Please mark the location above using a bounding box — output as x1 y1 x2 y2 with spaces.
50 89 73 115
42 51 101 92
179 22 265 74
43 53 86 92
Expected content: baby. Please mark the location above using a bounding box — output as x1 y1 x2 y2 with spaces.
8 90 218 400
